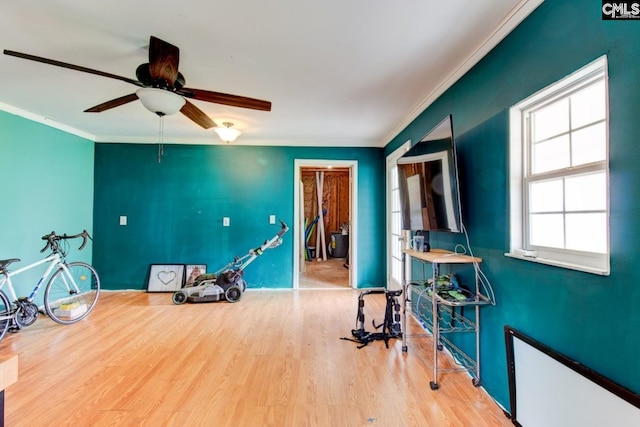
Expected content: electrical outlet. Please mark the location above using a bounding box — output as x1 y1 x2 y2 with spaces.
269 215 276 224
119 216 127 226
223 217 230 227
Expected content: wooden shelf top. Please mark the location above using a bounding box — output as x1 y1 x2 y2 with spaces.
403 248 482 264
0 354 18 390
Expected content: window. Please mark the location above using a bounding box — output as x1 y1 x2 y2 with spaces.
508 56 609 275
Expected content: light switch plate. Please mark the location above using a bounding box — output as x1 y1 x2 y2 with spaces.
119 216 127 226
223 217 230 226
269 215 276 224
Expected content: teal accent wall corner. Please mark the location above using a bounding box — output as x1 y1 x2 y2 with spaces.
385 0 640 410
93 143 384 290
0 111 94 301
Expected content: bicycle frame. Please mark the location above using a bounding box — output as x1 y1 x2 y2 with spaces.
0 252 75 304
0 230 98 335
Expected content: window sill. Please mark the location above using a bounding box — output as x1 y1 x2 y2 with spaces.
504 252 609 276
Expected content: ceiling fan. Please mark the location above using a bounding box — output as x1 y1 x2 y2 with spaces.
3 36 272 129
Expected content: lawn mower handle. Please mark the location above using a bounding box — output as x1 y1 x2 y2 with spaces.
278 220 289 236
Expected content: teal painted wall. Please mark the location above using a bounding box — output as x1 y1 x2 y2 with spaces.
93 143 384 290
385 0 640 410
0 111 94 303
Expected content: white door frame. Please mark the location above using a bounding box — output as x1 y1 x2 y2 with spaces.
293 159 358 289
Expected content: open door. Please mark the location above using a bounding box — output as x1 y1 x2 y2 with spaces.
293 160 357 289
387 141 410 291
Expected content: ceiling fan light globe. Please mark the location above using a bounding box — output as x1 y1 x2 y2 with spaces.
136 87 185 116
215 123 241 143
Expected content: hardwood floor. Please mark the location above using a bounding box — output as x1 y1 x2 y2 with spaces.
0 290 511 426
299 258 350 289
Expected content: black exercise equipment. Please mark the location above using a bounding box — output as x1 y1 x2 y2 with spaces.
341 289 402 349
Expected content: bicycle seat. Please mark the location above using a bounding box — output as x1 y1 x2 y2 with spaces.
0 258 20 270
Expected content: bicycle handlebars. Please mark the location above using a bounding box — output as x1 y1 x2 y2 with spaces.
40 230 93 253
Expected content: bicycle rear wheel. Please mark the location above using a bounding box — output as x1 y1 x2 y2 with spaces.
0 291 10 341
44 262 100 324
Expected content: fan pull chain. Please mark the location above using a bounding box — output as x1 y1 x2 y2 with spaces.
158 114 165 163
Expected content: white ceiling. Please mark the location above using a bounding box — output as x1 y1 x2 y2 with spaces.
0 0 541 147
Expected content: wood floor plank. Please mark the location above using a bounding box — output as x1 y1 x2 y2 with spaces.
0 290 511 426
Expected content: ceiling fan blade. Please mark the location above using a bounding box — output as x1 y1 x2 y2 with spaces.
84 93 139 112
180 100 216 129
180 87 272 111
3 50 143 87
148 36 179 86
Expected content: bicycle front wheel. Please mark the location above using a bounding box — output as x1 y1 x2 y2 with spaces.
0 290 11 341
44 262 100 324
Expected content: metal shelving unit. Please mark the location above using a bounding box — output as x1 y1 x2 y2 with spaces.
401 248 490 389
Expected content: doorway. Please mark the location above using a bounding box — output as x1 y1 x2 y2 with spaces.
293 159 357 289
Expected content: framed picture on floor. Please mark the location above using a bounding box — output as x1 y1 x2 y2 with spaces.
147 264 185 292
185 264 207 286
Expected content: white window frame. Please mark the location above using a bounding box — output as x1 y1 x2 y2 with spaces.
507 55 610 275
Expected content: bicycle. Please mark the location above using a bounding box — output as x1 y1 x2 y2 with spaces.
0 230 100 342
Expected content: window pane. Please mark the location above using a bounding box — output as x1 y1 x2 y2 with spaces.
391 211 400 234
394 236 402 256
530 179 564 212
532 134 570 174
565 172 606 211
532 98 569 141
572 122 606 166
392 188 400 211
530 213 564 248
566 213 607 253
571 80 606 128
391 258 400 280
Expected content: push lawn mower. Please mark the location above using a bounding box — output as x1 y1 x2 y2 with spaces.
172 220 288 304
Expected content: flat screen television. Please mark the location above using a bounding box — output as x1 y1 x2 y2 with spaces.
397 114 462 241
